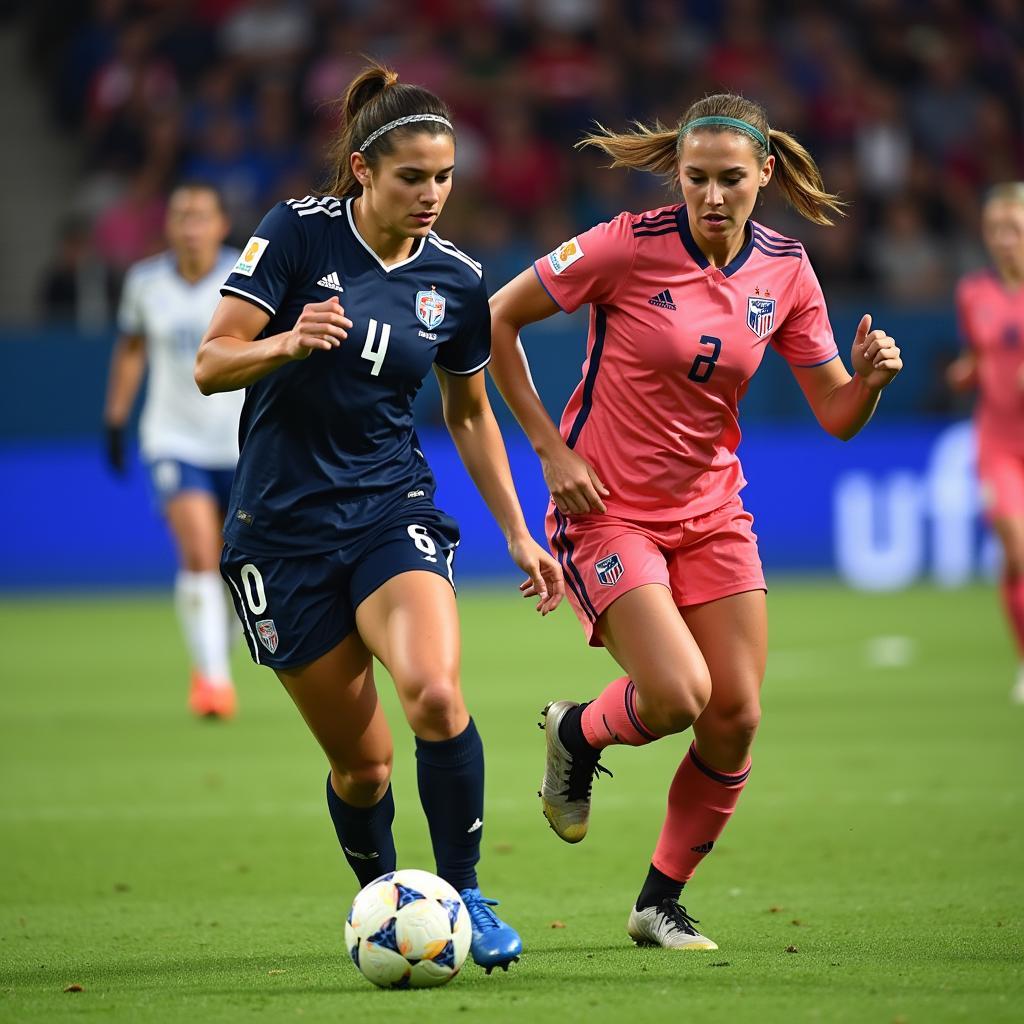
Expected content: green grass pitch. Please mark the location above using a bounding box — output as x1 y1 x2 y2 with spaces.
1 581 1021 1023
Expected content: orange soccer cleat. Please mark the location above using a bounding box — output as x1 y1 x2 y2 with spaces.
188 672 237 720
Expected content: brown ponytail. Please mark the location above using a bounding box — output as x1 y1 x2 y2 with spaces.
579 93 845 226
321 59 454 198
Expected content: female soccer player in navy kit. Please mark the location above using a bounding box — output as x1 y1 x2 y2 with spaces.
194 63 563 972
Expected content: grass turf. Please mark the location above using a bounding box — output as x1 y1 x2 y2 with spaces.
0 582 1021 1023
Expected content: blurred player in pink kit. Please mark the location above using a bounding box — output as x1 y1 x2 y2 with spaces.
949 183 1024 704
489 94 903 950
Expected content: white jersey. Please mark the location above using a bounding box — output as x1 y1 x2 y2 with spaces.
118 248 243 468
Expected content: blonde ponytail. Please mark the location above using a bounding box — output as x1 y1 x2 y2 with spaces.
580 94 846 226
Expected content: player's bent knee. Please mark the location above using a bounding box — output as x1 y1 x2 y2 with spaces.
640 675 712 736
401 676 464 736
699 700 762 751
332 761 392 803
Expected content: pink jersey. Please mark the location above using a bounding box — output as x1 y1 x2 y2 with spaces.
534 205 838 521
955 270 1024 456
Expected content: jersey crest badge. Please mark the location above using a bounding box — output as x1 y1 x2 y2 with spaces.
416 289 446 330
547 237 585 275
233 237 269 277
746 296 776 339
255 618 279 654
595 553 624 587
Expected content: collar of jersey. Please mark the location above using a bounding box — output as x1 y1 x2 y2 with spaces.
345 198 426 274
676 206 755 278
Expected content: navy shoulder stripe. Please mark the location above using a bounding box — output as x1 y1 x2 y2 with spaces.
752 225 801 247
752 235 802 253
752 241 802 259
632 226 678 238
636 210 678 226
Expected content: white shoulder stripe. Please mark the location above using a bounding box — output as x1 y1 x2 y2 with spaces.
297 207 345 218
287 195 344 217
427 237 482 277
221 285 276 315
428 232 482 270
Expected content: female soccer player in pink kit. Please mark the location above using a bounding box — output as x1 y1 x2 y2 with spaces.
949 183 1024 704
489 94 903 950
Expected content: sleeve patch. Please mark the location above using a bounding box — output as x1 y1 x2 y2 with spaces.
233 236 270 277
547 236 585 275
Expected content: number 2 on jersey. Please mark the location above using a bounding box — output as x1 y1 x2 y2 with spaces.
687 334 722 384
362 318 391 376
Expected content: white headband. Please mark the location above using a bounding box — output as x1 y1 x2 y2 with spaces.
358 114 453 152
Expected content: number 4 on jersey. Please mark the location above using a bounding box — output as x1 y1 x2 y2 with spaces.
362 318 392 376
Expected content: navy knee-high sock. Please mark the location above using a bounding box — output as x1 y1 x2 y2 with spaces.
325 775 397 888
415 718 484 892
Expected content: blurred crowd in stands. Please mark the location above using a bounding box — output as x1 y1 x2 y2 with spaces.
24 0 1024 324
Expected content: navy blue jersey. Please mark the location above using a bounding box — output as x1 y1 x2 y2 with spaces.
220 195 490 556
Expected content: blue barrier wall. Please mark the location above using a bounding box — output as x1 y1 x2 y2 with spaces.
1 302 982 591
0 420 991 591
0 301 961 441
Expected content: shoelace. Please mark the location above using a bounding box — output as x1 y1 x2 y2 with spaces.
657 900 702 937
461 891 502 932
563 756 613 802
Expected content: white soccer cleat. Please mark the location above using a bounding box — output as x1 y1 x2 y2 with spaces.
538 700 609 844
627 901 719 951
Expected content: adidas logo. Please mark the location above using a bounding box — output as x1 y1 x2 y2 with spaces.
466 818 483 834
690 840 715 855
317 271 344 292
648 289 676 310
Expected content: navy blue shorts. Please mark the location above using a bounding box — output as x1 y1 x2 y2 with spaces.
147 458 235 512
220 501 460 669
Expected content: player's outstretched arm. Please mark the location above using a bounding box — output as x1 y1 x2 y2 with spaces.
489 270 609 515
195 296 352 394
435 366 563 614
791 314 902 441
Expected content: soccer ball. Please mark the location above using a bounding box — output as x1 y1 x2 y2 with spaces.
345 869 471 989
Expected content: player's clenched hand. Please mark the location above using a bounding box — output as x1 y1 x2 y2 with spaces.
851 313 902 391
541 443 610 516
282 296 352 360
510 534 564 615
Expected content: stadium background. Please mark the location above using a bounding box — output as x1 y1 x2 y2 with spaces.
1 0 1015 591
2 5 1022 1021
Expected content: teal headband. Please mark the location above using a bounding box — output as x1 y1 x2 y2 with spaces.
679 115 770 154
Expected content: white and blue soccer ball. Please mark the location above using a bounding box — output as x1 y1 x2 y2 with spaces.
345 868 472 989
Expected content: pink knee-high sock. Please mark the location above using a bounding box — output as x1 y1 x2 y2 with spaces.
580 676 659 749
652 743 751 882
1000 575 1024 656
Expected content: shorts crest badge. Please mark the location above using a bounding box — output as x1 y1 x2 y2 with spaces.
746 296 776 339
255 618 279 654
416 288 446 330
595 552 624 587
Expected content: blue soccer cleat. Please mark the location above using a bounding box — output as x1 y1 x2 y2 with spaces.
459 888 522 973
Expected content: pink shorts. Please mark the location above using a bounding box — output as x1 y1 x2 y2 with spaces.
546 496 766 646
978 444 1024 520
